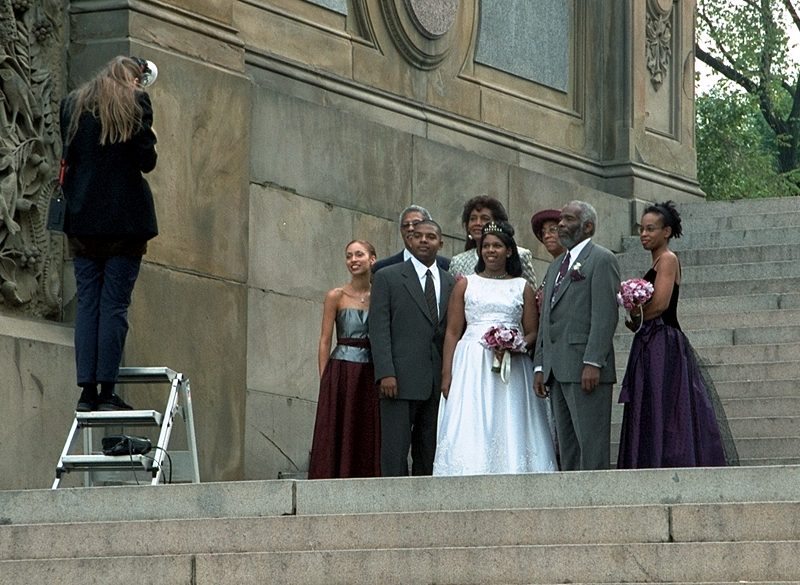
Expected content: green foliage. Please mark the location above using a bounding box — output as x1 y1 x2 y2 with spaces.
697 87 800 199
696 0 800 197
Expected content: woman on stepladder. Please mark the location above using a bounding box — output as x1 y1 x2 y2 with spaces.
61 56 159 412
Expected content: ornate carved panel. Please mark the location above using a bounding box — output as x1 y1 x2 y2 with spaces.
646 0 673 91
379 0 460 69
0 0 64 317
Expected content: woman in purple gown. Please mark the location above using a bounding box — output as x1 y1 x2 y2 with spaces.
617 201 737 468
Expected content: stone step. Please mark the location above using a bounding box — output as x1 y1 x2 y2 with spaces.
686 341 800 364
678 309 800 330
676 293 800 315
702 361 800 382
684 210 800 231
724 416 800 439
680 260 800 282
678 276 800 299
679 196 800 217
8 498 800 562
0 506 670 562
732 438 800 460
9 469 800 526
621 226 800 251
4 540 792 585
720 397 800 418
617 244 800 271
713 379 800 399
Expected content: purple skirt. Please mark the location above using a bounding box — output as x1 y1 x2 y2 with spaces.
617 318 728 469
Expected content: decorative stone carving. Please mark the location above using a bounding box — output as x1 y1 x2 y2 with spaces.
646 0 673 91
0 0 64 317
406 0 458 38
379 0 460 69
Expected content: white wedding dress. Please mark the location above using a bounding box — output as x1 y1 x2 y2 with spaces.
433 274 557 476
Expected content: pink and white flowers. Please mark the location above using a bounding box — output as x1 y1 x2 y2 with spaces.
480 325 526 381
617 278 654 311
480 324 526 354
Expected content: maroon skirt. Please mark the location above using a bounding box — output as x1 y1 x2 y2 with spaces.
308 338 381 479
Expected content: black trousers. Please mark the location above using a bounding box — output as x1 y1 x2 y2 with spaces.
379 392 440 476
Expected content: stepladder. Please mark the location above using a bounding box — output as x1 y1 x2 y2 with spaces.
52 367 200 489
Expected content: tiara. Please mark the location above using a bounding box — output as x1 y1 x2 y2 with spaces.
483 221 505 235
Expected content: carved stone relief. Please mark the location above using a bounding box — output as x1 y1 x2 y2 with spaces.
646 0 673 91
0 0 64 317
379 0 460 69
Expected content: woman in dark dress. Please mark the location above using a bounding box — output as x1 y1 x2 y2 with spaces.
61 56 159 412
308 240 381 478
617 201 737 468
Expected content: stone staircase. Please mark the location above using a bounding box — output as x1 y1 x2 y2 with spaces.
613 197 800 466
4 197 800 584
3 468 800 583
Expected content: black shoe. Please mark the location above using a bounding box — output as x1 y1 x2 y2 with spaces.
76 388 98 412
75 399 96 412
97 394 133 411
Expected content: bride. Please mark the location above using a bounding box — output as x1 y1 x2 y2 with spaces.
433 221 557 476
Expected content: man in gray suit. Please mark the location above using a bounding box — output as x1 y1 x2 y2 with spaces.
533 201 621 470
369 220 456 476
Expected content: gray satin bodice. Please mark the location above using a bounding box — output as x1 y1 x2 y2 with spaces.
329 308 372 363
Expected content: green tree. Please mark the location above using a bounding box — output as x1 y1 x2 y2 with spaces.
696 0 800 197
697 88 800 199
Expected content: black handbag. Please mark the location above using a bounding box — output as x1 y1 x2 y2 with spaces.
46 158 67 232
102 434 152 456
46 194 66 231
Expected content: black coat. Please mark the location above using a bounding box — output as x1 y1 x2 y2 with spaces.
60 91 158 239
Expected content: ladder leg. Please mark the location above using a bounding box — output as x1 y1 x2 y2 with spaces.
53 418 80 490
180 377 201 483
151 377 180 484
83 426 94 487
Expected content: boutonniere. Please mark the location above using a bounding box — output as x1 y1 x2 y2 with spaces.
570 262 585 281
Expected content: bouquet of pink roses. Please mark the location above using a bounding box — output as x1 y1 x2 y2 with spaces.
480 325 526 382
617 278 654 310
617 278 654 333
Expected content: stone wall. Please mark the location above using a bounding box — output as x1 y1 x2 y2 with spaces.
0 0 704 488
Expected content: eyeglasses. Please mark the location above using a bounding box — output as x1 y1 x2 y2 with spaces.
541 226 559 236
637 225 663 235
401 220 422 229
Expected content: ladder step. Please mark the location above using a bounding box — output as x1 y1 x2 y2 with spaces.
117 367 178 384
75 410 163 427
58 454 157 473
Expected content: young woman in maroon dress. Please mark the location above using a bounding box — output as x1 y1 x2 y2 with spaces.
617 201 737 468
308 240 381 478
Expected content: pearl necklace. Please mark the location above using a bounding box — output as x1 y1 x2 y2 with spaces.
482 271 508 280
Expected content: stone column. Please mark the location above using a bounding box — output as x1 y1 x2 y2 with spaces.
605 0 702 204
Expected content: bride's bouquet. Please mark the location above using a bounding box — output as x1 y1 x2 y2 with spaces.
480 325 526 383
617 278 654 333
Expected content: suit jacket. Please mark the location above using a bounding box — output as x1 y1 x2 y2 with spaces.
369 260 456 401
373 250 451 274
533 240 621 385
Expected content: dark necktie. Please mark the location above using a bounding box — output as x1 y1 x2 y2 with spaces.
550 253 571 306
424 269 438 322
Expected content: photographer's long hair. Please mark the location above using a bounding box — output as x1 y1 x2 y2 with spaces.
65 56 145 146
